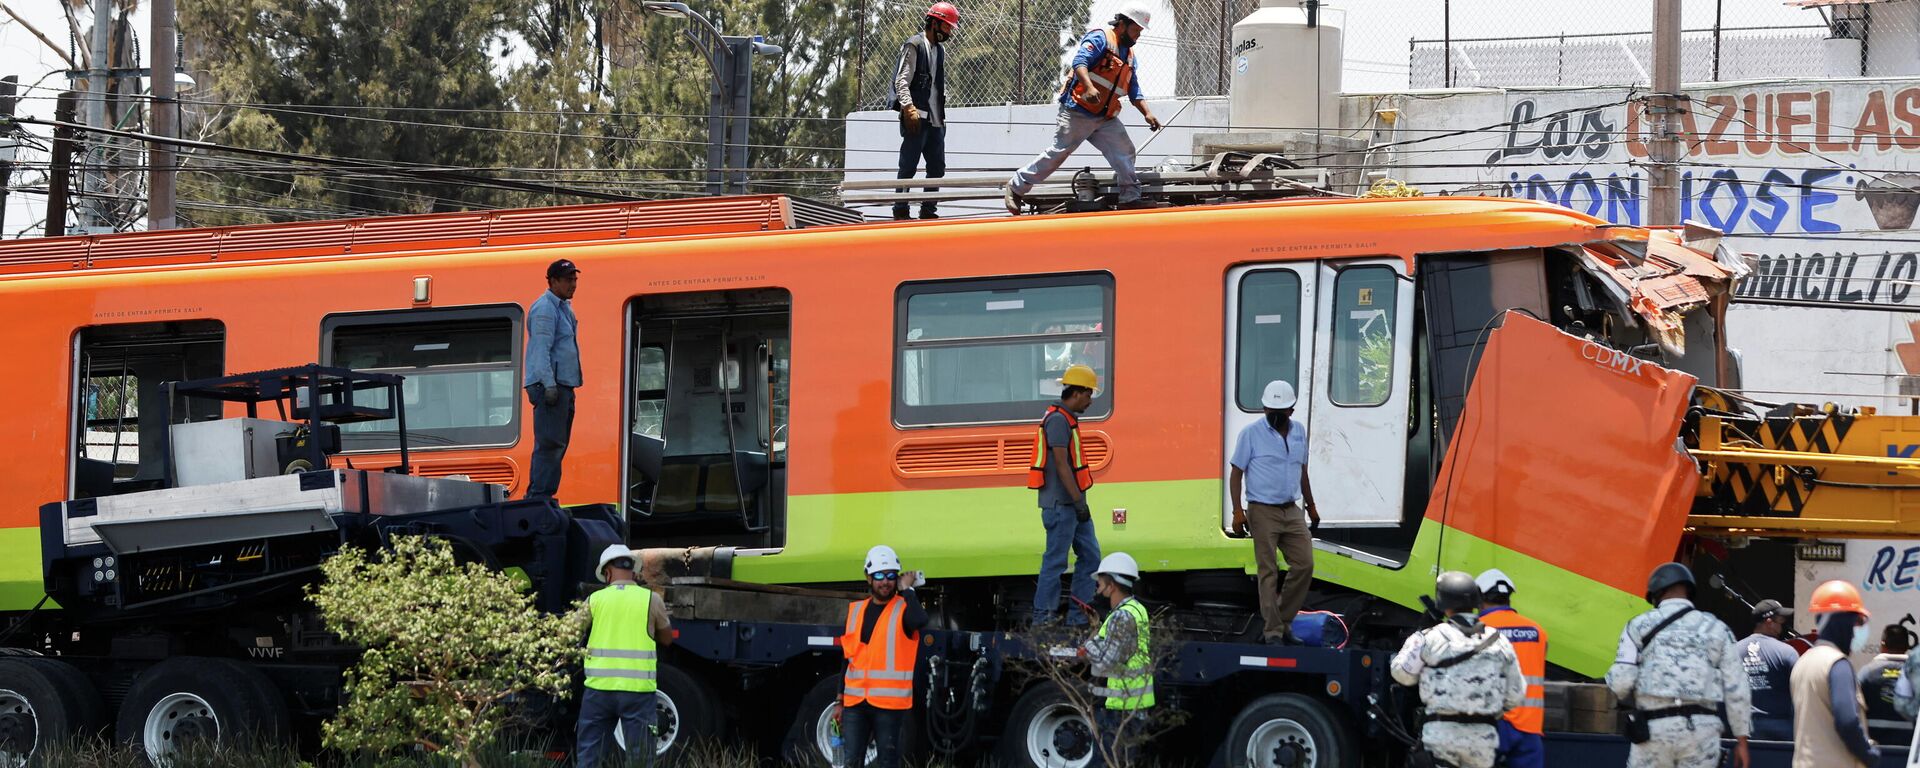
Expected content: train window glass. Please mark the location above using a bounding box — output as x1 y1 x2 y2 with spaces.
1236 270 1302 412
895 274 1113 426
322 307 522 451
632 345 666 439
72 320 226 498
770 337 789 460
1330 266 1399 406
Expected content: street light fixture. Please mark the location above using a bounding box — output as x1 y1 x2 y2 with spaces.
641 1 784 195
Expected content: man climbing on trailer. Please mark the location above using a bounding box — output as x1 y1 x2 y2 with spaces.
576 545 673 768
1791 580 1880 768
1475 569 1545 768
1080 552 1152 768
838 545 927 768
1229 379 1319 645
889 2 957 221
1736 598 1799 741
1391 571 1525 768
1607 563 1751 768
1028 364 1103 627
1003 4 1163 215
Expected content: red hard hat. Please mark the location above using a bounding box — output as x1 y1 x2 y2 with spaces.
1808 580 1869 617
926 2 959 28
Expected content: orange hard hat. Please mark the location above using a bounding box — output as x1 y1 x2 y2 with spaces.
1808 580 1869 617
926 2 959 28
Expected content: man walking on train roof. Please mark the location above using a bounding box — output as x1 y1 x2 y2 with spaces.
525 258 582 501
1028 363 1103 627
1003 4 1164 214
890 2 958 221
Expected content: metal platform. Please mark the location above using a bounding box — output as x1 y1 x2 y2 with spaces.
840 152 1339 213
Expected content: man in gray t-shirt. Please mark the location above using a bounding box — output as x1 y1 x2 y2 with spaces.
1738 599 1799 740
1029 364 1103 627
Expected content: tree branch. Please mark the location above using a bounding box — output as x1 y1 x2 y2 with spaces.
0 2 76 69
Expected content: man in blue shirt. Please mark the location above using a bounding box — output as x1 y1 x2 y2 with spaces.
1003 4 1164 214
1737 598 1799 740
525 258 582 501
1229 380 1320 645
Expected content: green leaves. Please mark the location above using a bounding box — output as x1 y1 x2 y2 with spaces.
311 537 586 768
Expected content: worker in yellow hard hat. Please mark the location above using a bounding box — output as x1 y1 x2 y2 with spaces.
1025 363 1103 627
1791 580 1879 768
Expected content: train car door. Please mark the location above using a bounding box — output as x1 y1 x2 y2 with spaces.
1307 260 1414 526
1222 264 1316 529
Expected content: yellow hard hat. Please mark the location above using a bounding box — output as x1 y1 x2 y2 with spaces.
1058 364 1100 390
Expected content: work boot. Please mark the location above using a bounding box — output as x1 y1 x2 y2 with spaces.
892 207 913 221
1003 187 1024 216
918 209 940 220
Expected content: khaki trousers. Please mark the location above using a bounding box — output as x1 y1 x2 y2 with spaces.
1248 501 1314 639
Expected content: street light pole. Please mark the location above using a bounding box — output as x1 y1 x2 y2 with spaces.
641 2 782 196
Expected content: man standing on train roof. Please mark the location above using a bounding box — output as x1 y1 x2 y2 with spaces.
1028 363 1103 627
1003 4 1164 215
1228 379 1319 645
525 258 582 501
890 2 958 221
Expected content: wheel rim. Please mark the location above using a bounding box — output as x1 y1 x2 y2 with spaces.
0 689 35 768
1246 718 1316 768
143 692 219 762
610 691 679 757
812 703 880 767
1025 702 1093 768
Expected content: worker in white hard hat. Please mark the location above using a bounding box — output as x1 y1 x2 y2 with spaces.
575 544 673 768
837 545 928 768
1027 363 1104 628
1079 552 1154 767
1228 379 1320 645
1003 3 1164 214
1475 569 1547 768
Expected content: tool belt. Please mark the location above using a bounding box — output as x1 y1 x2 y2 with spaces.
1623 704 1716 744
1425 712 1500 726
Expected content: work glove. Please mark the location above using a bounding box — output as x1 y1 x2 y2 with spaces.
543 384 561 406
1073 498 1092 522
901 105 922 136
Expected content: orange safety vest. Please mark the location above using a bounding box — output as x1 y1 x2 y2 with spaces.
1480 607 1547 734
1027 404 1093 492
1061 28 1135 119
840 596 918 710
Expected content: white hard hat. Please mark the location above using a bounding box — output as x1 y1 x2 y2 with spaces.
597 544 636 583
1475 568 1516 596
1261 380 1297 410
1095 552 1140 586
864 544 902 576
1118 2 1152 29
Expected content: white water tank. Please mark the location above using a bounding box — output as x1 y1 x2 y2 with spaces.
1229 0 1344 132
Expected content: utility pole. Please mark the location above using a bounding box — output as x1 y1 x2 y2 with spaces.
81 0 112 232
47 92 77 237
1648 0 1684 226
150 0 177 230
0 76 17 238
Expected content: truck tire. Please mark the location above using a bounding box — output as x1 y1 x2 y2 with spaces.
1220 693 1351 768
611 663 721 761
0 658 106 763
114 657 289 762
995 683 1096 768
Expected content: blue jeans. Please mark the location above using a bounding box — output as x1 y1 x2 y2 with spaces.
1089 708 1142 768
894 125 947 218
1032 503 1101 626
838 702 903 768
1495 719 1544 768
575 688 657 767
526 384 574 500
1007 107 1140 203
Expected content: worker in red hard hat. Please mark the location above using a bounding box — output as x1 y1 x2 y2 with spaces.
889 3 957 220
1790 579 1880 768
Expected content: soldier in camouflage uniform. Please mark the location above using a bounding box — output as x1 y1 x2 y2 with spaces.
1392 571 1526 768
1606 563 1752 768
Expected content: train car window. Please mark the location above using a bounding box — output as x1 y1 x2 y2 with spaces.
632 345 667 439
895 273 1113 426
1236 270 1302 412
72 320 226 498
321 306 522 451
1330 266 1399 407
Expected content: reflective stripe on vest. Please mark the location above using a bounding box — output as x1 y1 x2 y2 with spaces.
1027 405 1093 492
1061 28 1134 119
1093 598 1154 710
585 584 660 693
1480 608 1547 734
841 596 918 710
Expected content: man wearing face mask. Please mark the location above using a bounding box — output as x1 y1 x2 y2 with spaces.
1003 4 1164 214
1791 580 1880 768
889 3 957 221
1229 380 1320 645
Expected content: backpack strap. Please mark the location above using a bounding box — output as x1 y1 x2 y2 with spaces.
1431 626 1503 670
1638 607 1694 652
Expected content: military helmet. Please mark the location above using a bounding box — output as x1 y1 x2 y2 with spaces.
1645 562 1696 603
1435 570 1482 614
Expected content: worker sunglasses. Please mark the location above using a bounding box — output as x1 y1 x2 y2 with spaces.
870 571 900 581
